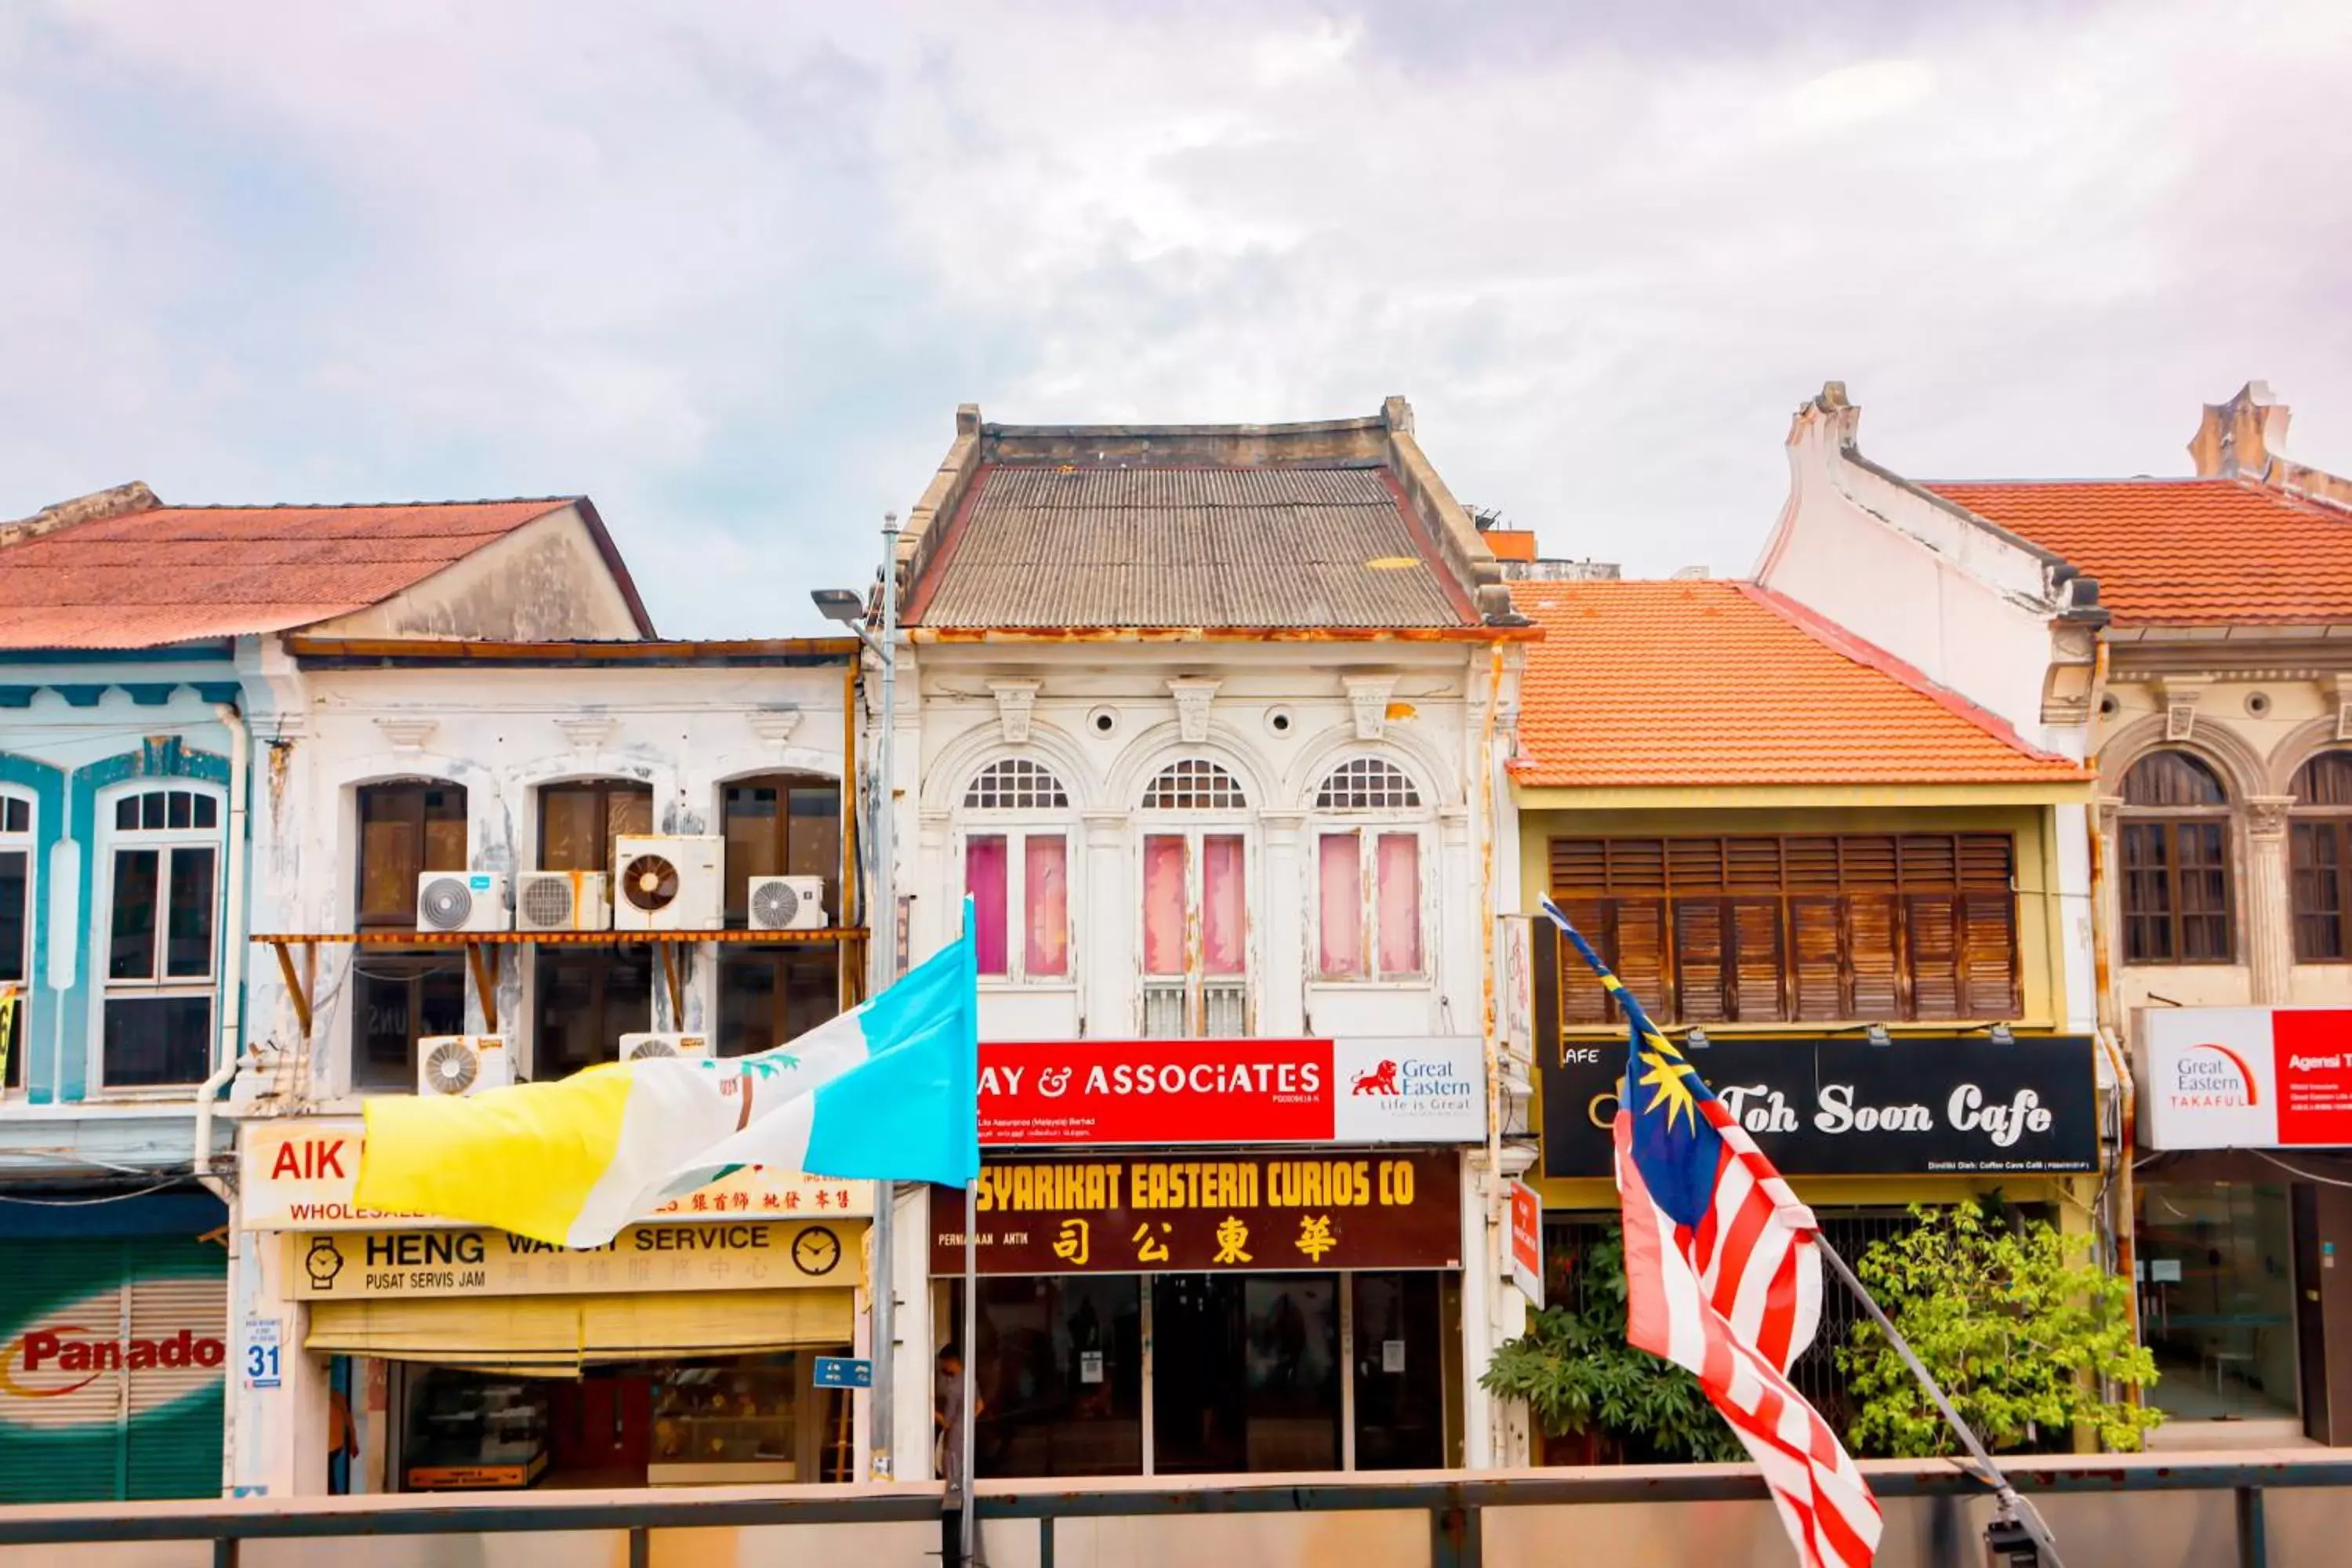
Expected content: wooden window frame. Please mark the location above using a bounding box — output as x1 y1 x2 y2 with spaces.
2288 752 2352 964
354 781 467 931
2118 750 2236 967
1547 833 2021 1026
0 788 31 1093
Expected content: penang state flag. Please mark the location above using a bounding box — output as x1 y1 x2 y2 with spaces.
1541 900 1881 1568
356 908 979 1249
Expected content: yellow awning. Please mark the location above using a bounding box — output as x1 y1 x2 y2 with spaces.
306 1289 853 1375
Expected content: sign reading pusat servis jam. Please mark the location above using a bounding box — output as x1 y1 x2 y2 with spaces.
241 1117 872 1229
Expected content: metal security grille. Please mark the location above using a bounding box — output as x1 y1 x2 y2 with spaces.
1315 758 1421 811
965 758 1069 811
1142 760 1247 811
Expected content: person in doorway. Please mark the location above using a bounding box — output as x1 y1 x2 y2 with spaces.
935 1345 979 1565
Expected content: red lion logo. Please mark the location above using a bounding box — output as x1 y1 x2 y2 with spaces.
1352 1060 1400 1096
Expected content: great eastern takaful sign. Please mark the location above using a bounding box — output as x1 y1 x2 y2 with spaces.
2136 1007 2352 1149
978 1037 1484 1145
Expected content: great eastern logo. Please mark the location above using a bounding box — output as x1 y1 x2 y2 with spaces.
1352 1060 1401 1096
2172 1043 2260 1109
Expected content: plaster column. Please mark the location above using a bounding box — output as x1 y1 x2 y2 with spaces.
2247 796 2296 1004
1259 811 1307 1036
1082 811 1130 1038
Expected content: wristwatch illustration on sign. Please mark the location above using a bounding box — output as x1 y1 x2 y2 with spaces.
791 1226 841 1276
305 1236 345 1292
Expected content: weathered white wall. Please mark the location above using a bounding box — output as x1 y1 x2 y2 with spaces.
307 509 647 643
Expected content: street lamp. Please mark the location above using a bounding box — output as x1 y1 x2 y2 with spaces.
811 509 904 1479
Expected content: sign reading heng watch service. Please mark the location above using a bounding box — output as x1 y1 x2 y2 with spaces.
287 1219 855 1300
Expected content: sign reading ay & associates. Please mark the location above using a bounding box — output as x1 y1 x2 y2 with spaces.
930 1151 1461 1276
1541 1035 2098 1178
288 1218 855 1300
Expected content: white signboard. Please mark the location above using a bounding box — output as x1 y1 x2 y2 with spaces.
2136 1007 2352 1150
241 1117 873 1230
243 1317 282 1389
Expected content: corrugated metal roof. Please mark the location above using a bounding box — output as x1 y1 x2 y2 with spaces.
0 499 581 649
908 464 1475 629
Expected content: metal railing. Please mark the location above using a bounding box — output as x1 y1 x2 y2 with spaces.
0 1452 2346 1566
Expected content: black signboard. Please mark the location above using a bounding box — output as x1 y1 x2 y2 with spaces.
1540 1035 2099 1178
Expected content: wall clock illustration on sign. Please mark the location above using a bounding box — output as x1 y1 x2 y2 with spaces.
792 1226 842 1276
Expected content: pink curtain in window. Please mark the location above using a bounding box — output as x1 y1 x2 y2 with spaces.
1203 835 1245 975
1142 835 1187 975
1318 833 1363 978
1376 833 1422 975
1025 835 1069 978
966 835 1008 976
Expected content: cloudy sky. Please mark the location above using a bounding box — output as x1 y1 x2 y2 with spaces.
4 2 2347 635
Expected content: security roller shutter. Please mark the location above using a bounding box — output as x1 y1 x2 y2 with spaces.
306 1289 852 1376
125 1271 228 1500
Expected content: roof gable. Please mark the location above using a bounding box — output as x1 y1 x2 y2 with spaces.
1511 579 2086 789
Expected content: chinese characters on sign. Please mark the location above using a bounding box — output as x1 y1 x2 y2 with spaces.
927 1152 1461 1275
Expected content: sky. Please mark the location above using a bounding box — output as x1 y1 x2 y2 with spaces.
3 1 2349 637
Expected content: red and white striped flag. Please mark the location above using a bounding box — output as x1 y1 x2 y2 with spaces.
1546 899 1881 1568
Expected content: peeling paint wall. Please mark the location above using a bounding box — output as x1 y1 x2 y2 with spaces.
305 510 646 643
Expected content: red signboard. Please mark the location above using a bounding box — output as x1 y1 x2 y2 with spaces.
2272 1011 2352 1146
1508 1179 1543 1310
976 1036 1486 1147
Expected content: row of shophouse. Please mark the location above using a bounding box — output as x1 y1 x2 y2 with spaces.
2 383 2350 1504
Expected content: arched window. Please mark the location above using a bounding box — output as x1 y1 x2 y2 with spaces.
1312 759 1428 982
1 788 31 1092
1138 760 1250 1034
1142 760 1247 811
99 783 224 1088
959 760 1073 984
2119 751 2233 964
2290 753 2352 962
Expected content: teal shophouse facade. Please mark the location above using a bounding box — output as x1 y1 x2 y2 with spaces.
1 647 245 1501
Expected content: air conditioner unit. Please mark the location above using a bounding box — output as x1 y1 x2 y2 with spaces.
416 871 510 934
619 1031 712 1062
516 870 612 934
416 1035 512 1097
747 875 829 932
612 835 724 931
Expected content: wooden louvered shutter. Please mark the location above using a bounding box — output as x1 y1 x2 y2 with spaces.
1790 898 1845 1018
1907 896 1963 1020
1613 900 1671 1022
1674 901 1729 1023
1555 898 1613 1025
1838 837 1903 1018
1730 901 1786 1022
1958 894 2020 1018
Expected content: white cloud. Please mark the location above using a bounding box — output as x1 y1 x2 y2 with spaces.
2 1 2348 630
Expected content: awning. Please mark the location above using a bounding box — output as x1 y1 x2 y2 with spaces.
306 1289 853 1376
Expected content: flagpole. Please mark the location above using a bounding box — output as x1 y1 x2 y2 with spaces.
960 1179 978 1567
1816 1238 2063 1563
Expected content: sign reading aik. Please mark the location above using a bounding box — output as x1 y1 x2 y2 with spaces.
1540 1034 2099 1178
241 1118 872 1230
977 1037 1484 1145
929 1151 1461 1275
287 1219 855 1300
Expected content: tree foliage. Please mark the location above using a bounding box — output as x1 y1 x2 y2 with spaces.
1479 1229 1746 1464
1838 1202 2162 1457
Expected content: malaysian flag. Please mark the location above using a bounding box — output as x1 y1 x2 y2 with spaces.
1541 899 1882 1568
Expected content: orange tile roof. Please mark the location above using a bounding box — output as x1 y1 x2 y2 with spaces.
0 499 652 648
1924 477 2352 627
1510 579 2088 788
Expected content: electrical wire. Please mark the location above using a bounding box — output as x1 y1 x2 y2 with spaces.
0 1175 195 1205
2249 1148 2352 1189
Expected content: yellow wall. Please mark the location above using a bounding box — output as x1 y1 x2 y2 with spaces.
1517 800 2094 1221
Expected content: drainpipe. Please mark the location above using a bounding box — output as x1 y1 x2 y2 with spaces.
2079 642 2142 1367
198 701 252 1498
194 702 252 1192
1476 644 1506 1465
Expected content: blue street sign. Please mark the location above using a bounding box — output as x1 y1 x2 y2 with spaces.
813 1356 873 1389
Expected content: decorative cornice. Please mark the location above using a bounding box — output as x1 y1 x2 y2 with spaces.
988 680 1041 745
747 706 803 746
554 714 619 754
1342 674 1399 741
375 716 438 751
1167 677 1221 744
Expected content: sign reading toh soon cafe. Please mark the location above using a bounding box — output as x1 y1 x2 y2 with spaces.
1541 1035 2098 1178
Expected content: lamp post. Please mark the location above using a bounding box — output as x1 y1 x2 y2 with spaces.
812 507 904 1479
